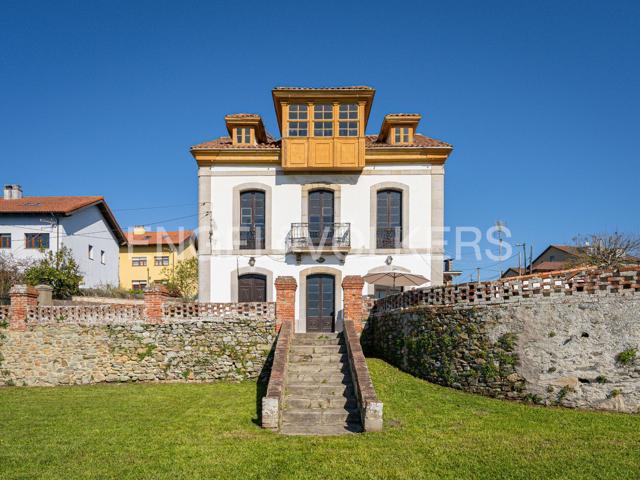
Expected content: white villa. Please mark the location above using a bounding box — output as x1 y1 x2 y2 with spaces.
191 86 453 333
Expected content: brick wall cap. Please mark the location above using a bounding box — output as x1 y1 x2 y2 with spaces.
9 284 38 296
275 276 297 288
342 275 365 287
144 283 170 295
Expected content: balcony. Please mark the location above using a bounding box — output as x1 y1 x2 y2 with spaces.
288 223 351 255
376 227 403 249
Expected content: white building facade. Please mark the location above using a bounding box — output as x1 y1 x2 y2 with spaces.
0 185 126 288
192 87 453 333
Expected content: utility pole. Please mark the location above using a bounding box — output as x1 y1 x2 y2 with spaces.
529 244 533 275
516 243 527 275
496 220 506 277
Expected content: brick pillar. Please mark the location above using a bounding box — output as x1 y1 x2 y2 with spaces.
342 275 365 333
144 283 170 324
274 276 297 331
9 285 38 331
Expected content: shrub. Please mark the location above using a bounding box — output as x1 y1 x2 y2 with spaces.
616 348 637 366
162 257 198 300
24 246 83 299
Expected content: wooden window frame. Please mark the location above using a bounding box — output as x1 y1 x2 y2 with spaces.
25 233 49 249
0 233 10 249
235 127 253 145
393 126 412 144
338 103 359 137
313 103 333 137
239 190 266 250
288 104 308 137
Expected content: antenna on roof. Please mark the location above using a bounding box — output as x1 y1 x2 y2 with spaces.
495 220 506 276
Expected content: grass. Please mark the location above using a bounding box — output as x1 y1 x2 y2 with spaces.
1 359 639 480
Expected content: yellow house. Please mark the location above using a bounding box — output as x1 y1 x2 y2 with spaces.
119 226 197 291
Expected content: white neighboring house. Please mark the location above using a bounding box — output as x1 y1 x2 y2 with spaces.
191 86 454 333
0 184 126 288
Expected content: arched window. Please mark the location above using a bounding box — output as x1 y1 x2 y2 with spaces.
238 274 267 302
239 190 265 250
376 189 402 248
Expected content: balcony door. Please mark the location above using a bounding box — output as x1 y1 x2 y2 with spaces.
308 189 334 246
376 189 402 248
240 190 265 250
306 274 335 332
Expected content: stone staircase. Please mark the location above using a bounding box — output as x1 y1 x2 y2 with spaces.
281 332 362 435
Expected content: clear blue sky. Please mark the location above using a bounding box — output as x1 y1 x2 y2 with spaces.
2 0 639 281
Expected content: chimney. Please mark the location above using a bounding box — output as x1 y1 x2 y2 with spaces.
3 184 23 200
133 225 146 235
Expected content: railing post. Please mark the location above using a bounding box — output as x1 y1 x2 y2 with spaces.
9 285 38 331
342 275 365 333
274 276 297 332
143 284 170 324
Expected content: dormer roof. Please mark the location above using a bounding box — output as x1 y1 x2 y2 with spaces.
224 113 268 143
378 113 422 143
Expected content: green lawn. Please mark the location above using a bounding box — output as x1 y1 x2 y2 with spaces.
1 359 638 480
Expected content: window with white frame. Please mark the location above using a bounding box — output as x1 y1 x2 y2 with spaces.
131 280 147 291
288 104 308 136
154 256 170 266
339 104 358 137
313 104 333 136
132 257 147 267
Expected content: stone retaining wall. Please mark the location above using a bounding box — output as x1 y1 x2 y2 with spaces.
0 311 276 387
364 293 640 412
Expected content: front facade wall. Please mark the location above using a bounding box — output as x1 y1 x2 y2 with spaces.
0 206 120 288
365 295 640 412
199 164 444 332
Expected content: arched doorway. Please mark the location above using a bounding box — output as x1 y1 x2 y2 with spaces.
238 274 267 302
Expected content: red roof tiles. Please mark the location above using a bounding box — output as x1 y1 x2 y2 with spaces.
125 230 194 246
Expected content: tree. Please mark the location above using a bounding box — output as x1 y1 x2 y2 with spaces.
24 246 83 299
162 257 198 300
0 253 34 301
572 232 640 269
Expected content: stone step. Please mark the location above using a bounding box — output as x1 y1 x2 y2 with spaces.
289 353 348 364
287 363 349 374
285 395 358 410
282 408 361 426
290 345 346 355
286 372 351 384
292 335 343 346
286 383 355 397
280 422 362 436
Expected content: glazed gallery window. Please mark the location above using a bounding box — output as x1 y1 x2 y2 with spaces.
235 127 251 144
0 233 10 249
376 189 403 248
395 127 410 143
288 104 308 136
132 257 147 267
339 104 358 137
313 104 333 137
154 256 170 267
25 233 49 249
239 190 266 250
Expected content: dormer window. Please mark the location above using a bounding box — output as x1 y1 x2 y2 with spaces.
313 104 333 137
288 104 308 136
394 127 411 144
339 104 358 137
235 127 252 144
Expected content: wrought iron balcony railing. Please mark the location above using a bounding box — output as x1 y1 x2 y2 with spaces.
288 223 351 252
376 227 403 249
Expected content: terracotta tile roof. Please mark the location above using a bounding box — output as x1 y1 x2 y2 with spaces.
532 261 570 272
0 196 126 245
192 133 450 151
225 113 261 118
0 196 104 214
384 113 422 118
550 245 584 256
273 86 374 91
125 230 194 246
190 136 281 150
365 133 452 148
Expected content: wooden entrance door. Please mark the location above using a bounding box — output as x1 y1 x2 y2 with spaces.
308 190 334 246
238 274 267 302
306 274 335 332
